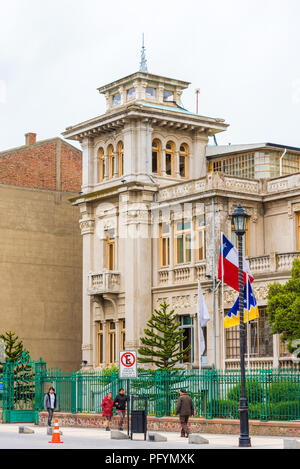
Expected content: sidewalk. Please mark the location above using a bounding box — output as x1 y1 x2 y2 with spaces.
0 423 285 449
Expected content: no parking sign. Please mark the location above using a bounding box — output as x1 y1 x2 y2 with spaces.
119 351 137 379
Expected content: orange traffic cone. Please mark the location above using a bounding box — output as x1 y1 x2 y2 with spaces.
49 419 63 444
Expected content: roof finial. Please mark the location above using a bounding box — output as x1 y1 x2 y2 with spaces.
139 33 148 73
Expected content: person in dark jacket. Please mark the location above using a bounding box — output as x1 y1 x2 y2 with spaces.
44 386 58 427
101 392 114 431
114 388 128 430
176 388 194 437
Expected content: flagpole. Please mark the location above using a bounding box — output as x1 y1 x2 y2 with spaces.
221 232 225 370
198 281 202 371
246 273 250 369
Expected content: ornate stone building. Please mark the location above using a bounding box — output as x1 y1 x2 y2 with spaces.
63 67 300 370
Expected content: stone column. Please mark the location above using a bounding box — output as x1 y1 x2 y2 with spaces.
102 320 107 366
79 204 95 368
115 319 120 365
119 189 153 352
122 121 136 176
104 151 109 180
192 131 209 179
81 137 95 193
175 151 180 178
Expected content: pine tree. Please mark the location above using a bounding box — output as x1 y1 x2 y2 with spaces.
0 331 25 362
138 301 191 369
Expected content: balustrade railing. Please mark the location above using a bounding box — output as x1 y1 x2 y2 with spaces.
89 271 121 294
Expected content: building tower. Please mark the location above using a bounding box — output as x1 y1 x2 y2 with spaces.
63 59 228 368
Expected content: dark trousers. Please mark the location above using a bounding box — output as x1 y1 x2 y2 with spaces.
47 408 54 426
179 415 190 436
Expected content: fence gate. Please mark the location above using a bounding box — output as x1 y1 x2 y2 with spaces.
2 351 43 423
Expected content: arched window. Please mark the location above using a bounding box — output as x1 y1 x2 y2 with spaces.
108 144 115 179
165 141 175 176
152 139 161 175
117 141 124 177
99 147 105 182
179 143 189 178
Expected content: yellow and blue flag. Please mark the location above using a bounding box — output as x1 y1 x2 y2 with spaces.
224 279 259 329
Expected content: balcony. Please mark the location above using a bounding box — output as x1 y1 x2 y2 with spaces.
247 251 300 276
158 262 207 286
157 251 299 287
88 270 121 295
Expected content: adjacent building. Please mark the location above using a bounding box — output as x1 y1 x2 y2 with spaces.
0 133 82 371
63 68 300 370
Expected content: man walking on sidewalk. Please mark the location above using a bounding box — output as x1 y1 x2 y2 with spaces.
114 388 128 431
176 388 194 437
44 387 58 427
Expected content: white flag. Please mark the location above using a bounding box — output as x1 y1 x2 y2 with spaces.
196 280 210 357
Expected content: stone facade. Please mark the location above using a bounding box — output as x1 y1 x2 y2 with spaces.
63 70 300 371
0 134 82 371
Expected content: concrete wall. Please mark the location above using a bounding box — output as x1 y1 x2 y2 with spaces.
0 184 82 371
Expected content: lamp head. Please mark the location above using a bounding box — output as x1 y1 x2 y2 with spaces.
232 204 248 235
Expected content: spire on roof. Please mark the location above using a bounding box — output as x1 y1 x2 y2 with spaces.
139 33 148 73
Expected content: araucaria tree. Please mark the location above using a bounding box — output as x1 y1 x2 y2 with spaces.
0 331 26 362
267 258 300 355
138 301 191 369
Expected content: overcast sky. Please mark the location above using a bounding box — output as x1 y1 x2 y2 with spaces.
0 0 299 152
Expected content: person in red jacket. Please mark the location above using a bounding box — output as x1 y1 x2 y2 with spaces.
101 392 114 431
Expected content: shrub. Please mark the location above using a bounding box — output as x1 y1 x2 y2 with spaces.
226 379 264 403
267 381 300 402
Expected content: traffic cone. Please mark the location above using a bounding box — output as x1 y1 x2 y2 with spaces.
49 419 63 444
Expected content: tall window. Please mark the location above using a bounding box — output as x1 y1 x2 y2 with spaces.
120 319 126 351
107 321 116 364
117 141 124 177
106 229 115 270
165 141 175 177
179 144 189 178
231 217 249 257
152 139 161 174
99 147 105 182
195 215 206 261
179 315 194 363
97 322 103 365
175 221 191 264
159 223 170 267
297 213 300 251
108 144 115 179
225 307 273 359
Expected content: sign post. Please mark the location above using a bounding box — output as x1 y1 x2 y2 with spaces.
119 351 137 436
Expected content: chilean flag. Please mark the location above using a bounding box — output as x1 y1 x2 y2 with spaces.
218 234 254 292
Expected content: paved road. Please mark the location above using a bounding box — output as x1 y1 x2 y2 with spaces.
0 423 285 450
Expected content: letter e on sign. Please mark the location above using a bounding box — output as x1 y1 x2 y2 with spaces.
119 350 137 379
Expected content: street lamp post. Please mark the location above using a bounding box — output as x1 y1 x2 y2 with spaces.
232 203 251 448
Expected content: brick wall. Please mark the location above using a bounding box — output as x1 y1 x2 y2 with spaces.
38 412 300 437
61 142 82 192
0 138 82 193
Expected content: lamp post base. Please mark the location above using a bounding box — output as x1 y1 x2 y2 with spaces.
239 436 252 448
239 398 251 447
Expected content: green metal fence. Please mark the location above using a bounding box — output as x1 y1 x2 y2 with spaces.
45 367 300 422
2 357 300 422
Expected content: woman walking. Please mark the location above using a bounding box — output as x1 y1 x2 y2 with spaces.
101 392 114 431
